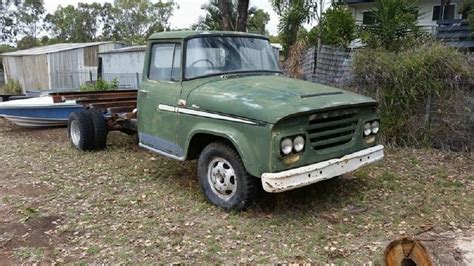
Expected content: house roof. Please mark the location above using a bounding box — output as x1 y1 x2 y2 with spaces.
148 30 268 40
2 42 117 57
98 45 146 55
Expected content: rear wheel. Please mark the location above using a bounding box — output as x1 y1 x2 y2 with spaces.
198 142 258 210
68 111 95 151
87 109 108 150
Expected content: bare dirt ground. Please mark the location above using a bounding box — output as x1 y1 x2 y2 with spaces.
0 118 472 264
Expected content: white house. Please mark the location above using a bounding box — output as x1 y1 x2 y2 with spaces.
343 0 473 48
344 0 465 32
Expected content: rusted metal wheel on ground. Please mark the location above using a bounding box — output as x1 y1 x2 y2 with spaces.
385 237 433 266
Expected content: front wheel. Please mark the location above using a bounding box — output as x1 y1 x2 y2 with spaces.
198 142 258 210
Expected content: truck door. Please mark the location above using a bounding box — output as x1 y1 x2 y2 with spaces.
138 42 184 159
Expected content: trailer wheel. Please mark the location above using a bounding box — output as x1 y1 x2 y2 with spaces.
198 142 258 211
68 111 95 151
87 109 108 150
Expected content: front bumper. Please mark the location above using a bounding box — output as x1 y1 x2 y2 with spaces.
261 145 384 193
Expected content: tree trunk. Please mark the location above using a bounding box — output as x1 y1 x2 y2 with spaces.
218 0 232 31
236 0 249 32
316 0 323 75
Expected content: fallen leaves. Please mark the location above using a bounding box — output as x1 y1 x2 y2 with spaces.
0 119 472 264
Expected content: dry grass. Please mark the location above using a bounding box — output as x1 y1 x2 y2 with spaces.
0 119 472 264
283 40 307 79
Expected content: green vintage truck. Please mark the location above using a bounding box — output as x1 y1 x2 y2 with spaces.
65 31 384 210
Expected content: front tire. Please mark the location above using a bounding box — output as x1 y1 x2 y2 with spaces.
68 111 95 151
198 142 258 210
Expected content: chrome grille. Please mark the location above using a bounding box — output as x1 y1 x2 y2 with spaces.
307 109 359 150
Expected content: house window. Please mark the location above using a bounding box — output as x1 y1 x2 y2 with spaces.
362 11 375 25
432 4 456 21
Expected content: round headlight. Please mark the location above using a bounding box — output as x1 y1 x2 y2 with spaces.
371 121 380 134
293 136 305 152
281 138 293 155
363 122 372 136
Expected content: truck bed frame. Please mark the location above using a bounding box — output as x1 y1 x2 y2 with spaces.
50 89 138 133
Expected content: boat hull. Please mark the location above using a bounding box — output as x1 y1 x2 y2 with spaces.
0 97 84 127
1 115 71 127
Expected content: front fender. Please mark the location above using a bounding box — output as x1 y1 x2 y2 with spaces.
182 121 273 177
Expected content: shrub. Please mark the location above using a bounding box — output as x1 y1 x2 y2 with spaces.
352 43 472 147
1 80 23 94
460 0 474 34
80 78 119 92
361 0 421 52
317 5 356 48
307 25 319 45
274 0 316 55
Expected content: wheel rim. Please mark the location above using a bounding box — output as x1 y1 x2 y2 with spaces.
70 120 81 147
207 157 237 200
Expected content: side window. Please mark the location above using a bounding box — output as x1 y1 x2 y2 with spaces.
149 43 181 81
362 11 375 25
432 5 456 21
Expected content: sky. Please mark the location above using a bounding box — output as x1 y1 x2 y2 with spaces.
43 0 331 36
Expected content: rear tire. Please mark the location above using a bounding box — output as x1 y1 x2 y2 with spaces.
87 109 108 150
68 111 95 151
198 142 258 211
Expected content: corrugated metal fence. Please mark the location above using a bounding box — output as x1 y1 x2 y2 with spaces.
298 45 473 151
301 45 355 86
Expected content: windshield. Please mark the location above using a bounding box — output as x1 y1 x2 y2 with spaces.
185 36 280 79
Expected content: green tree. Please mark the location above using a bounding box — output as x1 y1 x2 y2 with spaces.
44 3 102 42
317 5 356 47
44 0 175 44
39 35 62 45
193 0 268 34
0 0 44 46
362 0 420 51
16 35 41 49
193 1 223 30
271 0 318 54
0 44 16 72
111 0 176 44
460 0 474 33
98 3 118 41
297 27 308 41
16 0 45 38
248 9 270 34
268 34 280 43
0 0 21 43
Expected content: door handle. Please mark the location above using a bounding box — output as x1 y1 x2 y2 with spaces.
139 90 149 95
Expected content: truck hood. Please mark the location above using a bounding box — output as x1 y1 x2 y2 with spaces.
186 75 376 124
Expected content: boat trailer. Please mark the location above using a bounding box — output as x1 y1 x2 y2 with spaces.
50 90 139 151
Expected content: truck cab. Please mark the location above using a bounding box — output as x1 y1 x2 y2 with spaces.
136 31 384 210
